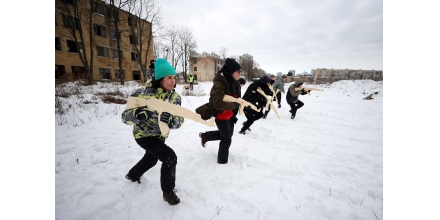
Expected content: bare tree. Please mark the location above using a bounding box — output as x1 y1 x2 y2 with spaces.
178 27 197 83
164 26 183 70
130 0 162 81
219 47 227 60
106 0 133 85
56 0 95 85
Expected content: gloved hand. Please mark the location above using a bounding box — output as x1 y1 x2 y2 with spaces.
160 112 173 127
135 107 154 120
308 90 311 93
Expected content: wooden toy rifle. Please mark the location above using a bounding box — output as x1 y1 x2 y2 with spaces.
126 97 216 137
294 87 324 95
257 87 280 119
223 95 261 116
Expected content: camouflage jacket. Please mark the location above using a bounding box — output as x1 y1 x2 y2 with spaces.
272 78 285 93
121 82 184 140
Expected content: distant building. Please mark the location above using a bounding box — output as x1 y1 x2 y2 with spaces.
288 70 295 76
189 51 224 82
311 68 383 83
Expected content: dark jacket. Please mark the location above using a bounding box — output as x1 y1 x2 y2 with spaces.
242 80 271 109
196 73 241 120
286 79 307 104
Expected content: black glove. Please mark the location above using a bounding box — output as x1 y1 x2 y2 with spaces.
308 90 311 93
135 107 154 120
160 112 173 127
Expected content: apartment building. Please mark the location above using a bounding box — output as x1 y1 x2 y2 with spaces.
311 68 383 83
55 0 153 82
189 51 224 82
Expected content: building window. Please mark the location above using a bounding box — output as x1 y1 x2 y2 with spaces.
93 24 107 37
133 70 141 80
115 69 124 80
131 53 139 62
62 15 79 30
129 35 137 45
107 9 118 20
55 37 62 51
93 3 105 16
109 29 119 40
193 59 197 64
112 49 122 59
128 16 137 27
99 68 111 79
71 66 86 79
194 67 197 71
97 46 109 57
55 65 65 79
67 40 83 53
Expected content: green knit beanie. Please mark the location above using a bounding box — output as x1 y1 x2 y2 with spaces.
154 58 176 80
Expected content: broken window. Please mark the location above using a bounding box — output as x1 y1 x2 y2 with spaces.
55 65 66 79
93 3 105 16
129 35 137 45
131 52 139 62
97 46 109 57
93 24 107 37
99 68 111 79
109 29 119 40
56 37 62 51
133 70 141 80
71 66 86 79
62 15 79 30
128 16 137 27
112 49 122 59
67 40 83 53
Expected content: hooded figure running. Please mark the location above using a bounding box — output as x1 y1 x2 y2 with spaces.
286 78 309 120
197 58 242 164
122 58 184 205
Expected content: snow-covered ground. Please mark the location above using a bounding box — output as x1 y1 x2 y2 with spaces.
53 79 383 219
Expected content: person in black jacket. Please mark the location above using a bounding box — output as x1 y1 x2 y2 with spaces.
238 75 271 134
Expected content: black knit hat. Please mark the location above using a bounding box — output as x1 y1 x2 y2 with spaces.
259 75 270 84
224 58 241 74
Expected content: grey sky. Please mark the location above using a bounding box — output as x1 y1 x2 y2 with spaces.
158 0 383 75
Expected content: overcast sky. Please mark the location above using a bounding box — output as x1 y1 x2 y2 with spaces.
158 0 383 75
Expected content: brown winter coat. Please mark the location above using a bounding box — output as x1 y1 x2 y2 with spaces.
196 73 241 120
287 78 306 104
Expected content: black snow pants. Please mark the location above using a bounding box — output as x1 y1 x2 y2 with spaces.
203 119 235 164
128 137 177 192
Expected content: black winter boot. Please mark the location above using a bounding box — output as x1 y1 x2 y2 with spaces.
125 173 141 184
242 122 251 131
199 132 206 147
163 189 180 205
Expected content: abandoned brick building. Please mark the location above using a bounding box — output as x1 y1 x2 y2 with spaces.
55 0 154 82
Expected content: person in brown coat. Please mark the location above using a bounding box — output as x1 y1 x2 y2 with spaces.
197 58 242 164
286 78 309 119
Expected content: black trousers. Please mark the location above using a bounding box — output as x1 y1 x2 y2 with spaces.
288 100 304 118
276 93 282 106
241 108 264 132
128 137 177 192
204 119 235 163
